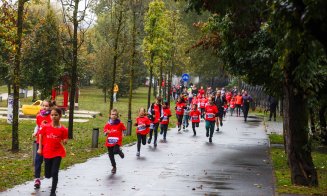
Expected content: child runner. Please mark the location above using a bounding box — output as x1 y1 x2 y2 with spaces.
230 95 236 116
235 92 243 117
37 108 68 196
204 97 218 143
160 101 172 142
182 104 191 131
135 108 151 156
189 104 201 136
33 100 52 189
147 96 163 147
175 97 186 132
103 108 126 174
199 94 207 119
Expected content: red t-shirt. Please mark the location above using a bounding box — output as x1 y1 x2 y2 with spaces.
198 89 205 96
136 116 151 135
35 114 52 144
103 122 126 147
199 98 207 109
189 110 201 123
175 102 186 115
149 104 162 124
39 124 68 159
160 108 172 125
236 95 243 105
205 104 218 121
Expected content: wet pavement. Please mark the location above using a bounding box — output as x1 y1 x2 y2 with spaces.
1 115 274 196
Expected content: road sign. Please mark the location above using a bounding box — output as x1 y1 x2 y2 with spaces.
182 73 190 82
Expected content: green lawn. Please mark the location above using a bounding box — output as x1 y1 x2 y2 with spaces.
0 86 177 191
0 85 7 94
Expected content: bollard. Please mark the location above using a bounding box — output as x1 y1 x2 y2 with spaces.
91 128 99 148
127 120 132 136
32 141 37 166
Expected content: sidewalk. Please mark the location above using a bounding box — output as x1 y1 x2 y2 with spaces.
1 115 274 196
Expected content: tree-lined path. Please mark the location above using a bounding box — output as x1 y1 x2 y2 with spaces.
2 115 273 196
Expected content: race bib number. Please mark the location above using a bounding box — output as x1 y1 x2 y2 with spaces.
206 113 215 118
162 116 168 121
200 103 205 107
192 116 199 120
177 107 182 112
137 124 146 131
150 123 154 129
108 137 119 144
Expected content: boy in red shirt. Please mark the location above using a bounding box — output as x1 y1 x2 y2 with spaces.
204 97 219 143
33 100 52 189
160 101 172 142
37 108 68 196
175 97 187 132
147 96 163 147
199 94 207 119
135 108 151 157
189 104 201 136
103 108 126 174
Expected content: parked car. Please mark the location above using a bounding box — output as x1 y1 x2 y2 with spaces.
22 100 42 116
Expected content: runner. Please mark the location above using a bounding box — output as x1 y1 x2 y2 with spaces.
199 94 207 119
204 96 218 143
147 96 163 147
103 108 126 174
135 108 151 157
182 104 191 131
214 90 227 132
37 108 68 196
175 97 186 132
160 101 172 142
33 100 52 189
189 104 201 136
235 92 243 117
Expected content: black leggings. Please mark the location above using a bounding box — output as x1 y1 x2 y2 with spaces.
160 124 168 139
137 134 147 152
176 114 183 127
200 108 205 118
192 122 199 134
149 123 159 144
44 156 62 194
107 145 121 167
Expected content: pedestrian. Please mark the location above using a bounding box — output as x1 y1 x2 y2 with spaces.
235 92 243 117
198 86 205 97
37 108 68 196
204 96 218 143
199 94 207 119
242 91 253 122
113 83 119 102
189 104 201 136
175 96 186 132
33 100 52 189
268 96 278 121
229 96 236 116
147 96 163 147
160 101 172 142
103 108 126 174
214 90 227 132
135 108 151 157
183 104 191 131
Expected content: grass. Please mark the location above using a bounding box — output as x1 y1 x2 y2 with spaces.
0 85 8 94
268 132 327 195
0 86 177 191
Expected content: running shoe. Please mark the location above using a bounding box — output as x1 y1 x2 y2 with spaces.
136 151 140 156
147 138 152 144
34 179 41 189
154 142 157 147
206 132 209 137
209 137 212 143
111 166 117 174
216 128 219 132
118 150 125 159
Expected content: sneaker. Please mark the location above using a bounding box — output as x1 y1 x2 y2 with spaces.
118 150 125 159
220 122 223 126
136 151 140 156
206 132 209 137
178 127 181 132
147 138 152 144
34 179 40 189
154 142 157 147
216 128 219 132
186 124 189 128
209 137 212 143
111 166 117 174
183 125 185 129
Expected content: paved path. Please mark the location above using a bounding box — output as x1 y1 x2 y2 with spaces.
1 115 274 196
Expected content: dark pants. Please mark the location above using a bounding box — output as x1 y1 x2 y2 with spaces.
236 104 242 116
107 145 122 167
270 105 277 120
149 122 159 144
205 121 215 138
192 122 199 134
137 134 147 152
243 105 250 121
176 114 183 127
44 156 62 194
34 143 43 178
160 124 168 139
200 108 205 119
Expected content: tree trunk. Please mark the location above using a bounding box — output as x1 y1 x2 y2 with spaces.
68 0 79 139
147 54 154 109
159 61 163 97
7 84 11 95
309 108 316 136
12 0 26 152
32 86 37 102
104 88 107 103
167 69 172 105
319 106 327 144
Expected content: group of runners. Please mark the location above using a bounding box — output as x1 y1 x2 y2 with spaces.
32 84 253 196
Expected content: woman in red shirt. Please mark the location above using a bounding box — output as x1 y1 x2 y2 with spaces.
135 108 151 157
199 94 207 119
37 108 68 196
103 108 126 174
189 104 201 136
160 101 172 142
204 97 219 143
33 100 52 189
147 96 163 147
235 92 243 117
175 97 186 132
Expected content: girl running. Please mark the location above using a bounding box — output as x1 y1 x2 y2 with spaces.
235 92 243 117
33 100 52 189
135 108 151 157
189 104 201 136
147 96 163 147
204 97 218 143
103 108 126 174
37 108 68 196
160 101 172 142
182 104 191 131
199 94 207 119
175 97 186 132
